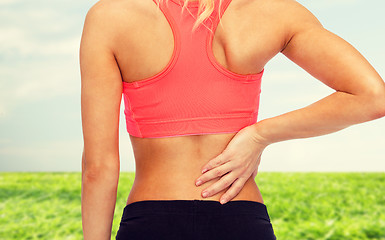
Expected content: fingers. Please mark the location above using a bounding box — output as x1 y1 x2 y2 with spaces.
219 176 248 204
201 151 231 174
200 171 237 199
196 161 233 187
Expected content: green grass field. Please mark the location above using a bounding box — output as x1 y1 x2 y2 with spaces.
0 172 384 239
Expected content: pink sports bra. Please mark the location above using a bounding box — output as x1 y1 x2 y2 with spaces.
122 0 264 138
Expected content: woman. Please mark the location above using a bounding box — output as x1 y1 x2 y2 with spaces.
79 0 385 239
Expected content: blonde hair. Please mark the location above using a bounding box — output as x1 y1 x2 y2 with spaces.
154 0 224 33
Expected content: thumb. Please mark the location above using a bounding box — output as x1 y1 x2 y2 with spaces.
251 155 261 178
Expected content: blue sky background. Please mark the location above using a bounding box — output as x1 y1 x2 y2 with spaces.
0 0 384 172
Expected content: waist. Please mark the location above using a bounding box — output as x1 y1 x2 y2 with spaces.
126 174 264 205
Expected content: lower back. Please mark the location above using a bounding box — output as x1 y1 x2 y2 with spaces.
125 133 264 205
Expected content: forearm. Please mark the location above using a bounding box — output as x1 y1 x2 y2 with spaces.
82 160 119 240
253 91 385 145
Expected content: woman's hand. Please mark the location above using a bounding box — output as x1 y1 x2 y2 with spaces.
195 124 270 204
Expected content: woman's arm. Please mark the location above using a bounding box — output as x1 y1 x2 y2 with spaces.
253 0 385 145
196 0 385 204
80 3 122 239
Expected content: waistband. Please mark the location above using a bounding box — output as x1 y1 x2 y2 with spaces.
121 200 271 221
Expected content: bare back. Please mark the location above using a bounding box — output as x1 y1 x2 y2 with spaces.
104 0 292 204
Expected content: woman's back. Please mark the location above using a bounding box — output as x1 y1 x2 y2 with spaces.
81 0 385 239
105 0 291 205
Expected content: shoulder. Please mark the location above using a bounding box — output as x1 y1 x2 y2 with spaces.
83 0 151 32
249 0 323 27
83 0 156 35
276 0 323 27
251 0 324 51
232 0 322 31
84 0 132 24
85 0 154 20
81 0 140 50
268 0 323 30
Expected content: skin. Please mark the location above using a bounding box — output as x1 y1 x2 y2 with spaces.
79 0 385 239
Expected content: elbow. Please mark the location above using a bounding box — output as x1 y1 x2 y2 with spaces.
373 101 385 119
82 158 120 183
83 167 119 183
366 88 385 120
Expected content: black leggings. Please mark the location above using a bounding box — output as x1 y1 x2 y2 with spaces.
115 200 276 240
